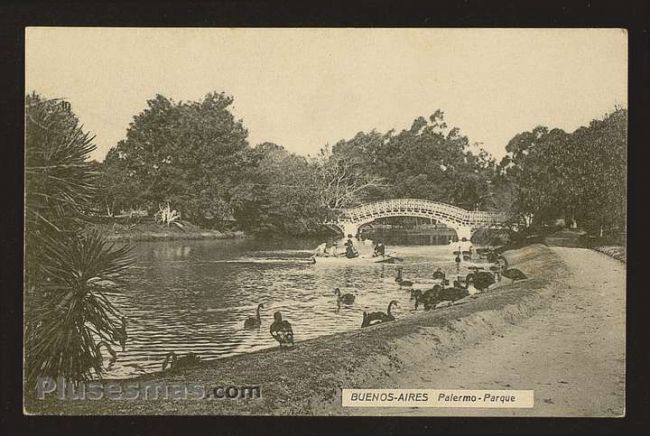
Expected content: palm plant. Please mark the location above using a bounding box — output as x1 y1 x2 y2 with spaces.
154 202 183 229
25 93 133 385
25 231 132 384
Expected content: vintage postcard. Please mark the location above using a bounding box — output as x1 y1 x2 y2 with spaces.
23 27 627 416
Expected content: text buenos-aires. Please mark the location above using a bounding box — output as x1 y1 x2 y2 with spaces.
350 392 429 402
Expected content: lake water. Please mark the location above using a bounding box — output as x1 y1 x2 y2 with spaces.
103 235 473 378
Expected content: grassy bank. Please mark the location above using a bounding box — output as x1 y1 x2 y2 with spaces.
592 246 626 263
26 243 569 415
89 221 246 242
543 228 626 263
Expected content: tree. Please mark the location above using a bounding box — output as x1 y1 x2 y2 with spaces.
312 143 388 209
498 108 627 239
25 93 132 385
231 143 326 234
329 110 496 210
103 92 251 228
567 109 627 237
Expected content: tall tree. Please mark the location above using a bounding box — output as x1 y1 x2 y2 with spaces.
103 92 251 227
498 108 627 237
231 143 325 234
329 110 496 210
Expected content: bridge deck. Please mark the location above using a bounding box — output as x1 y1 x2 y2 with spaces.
329 199 509 227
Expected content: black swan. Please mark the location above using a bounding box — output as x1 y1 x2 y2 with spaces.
489 264 502 281
244 303 264 328
437 280 471 301
470 271 496 291
502 268 527 281
361 300 398 327
497 255 509 269
162 351 201 371
270 311 294 348
395 267 413 288
486 250 499 263
334 288 355 305
411 288 441 310
95 340 117 367
453 274 480 295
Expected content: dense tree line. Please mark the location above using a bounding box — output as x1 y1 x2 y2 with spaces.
496 108 626 240
88 91 626 239
93 94 500 234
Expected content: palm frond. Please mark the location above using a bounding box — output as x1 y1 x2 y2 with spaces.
25 230 133 385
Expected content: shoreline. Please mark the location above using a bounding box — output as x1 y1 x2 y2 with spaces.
26 243 573 415
103 229 247 242
88 222 248 242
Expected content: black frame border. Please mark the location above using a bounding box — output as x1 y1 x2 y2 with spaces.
1 1 648 435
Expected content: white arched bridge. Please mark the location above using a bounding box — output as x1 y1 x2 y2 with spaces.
324 198 511 241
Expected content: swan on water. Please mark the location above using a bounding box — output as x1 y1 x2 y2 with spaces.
162 351 201 371
395 267 413 288
95 340 117 367
361 300 398 327
334 288 355 305
244 303 264 328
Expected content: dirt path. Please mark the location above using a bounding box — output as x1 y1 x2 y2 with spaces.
348 247 626 417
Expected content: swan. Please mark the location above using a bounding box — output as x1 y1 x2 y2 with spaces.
486 250 499 263
162 351 201 371
334 288 355 305
489 264 502 281
244 303 264 328
95 340 117 367
497 255 509 269
502 268 527 282
469 271 496 292
361 300 398 327
395 267 413 288
435 285 470 304
270 311 294 348
453 274 480 295
411 288 440 310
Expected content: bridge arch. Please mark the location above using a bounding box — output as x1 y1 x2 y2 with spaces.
324 198 509 241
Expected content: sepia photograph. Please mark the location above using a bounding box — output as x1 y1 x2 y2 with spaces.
22 27 627 417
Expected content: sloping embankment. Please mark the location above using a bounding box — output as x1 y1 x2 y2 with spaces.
26 244 568 416
592 246 626 263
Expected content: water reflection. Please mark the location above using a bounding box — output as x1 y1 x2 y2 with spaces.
105 236 465 378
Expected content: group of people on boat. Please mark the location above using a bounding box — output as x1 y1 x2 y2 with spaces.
313 235 387 260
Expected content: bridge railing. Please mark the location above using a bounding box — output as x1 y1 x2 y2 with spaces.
337 198 508 226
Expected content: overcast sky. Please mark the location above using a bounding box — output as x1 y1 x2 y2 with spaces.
25 28 627 162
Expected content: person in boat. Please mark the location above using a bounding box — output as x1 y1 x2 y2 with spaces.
313 242 327 257
344 235 359 259
373 240 386 257
330 240 340 257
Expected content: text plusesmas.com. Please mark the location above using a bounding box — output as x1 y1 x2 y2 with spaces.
35 377 261 401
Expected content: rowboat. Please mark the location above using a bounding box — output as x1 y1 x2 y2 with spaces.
311 253 401 265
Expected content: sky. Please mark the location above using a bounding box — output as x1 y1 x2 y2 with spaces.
25 28 627 162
